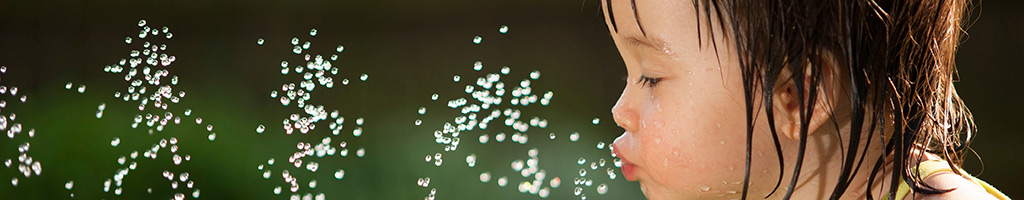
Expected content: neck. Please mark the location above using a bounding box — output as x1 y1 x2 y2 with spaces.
772 121 896 200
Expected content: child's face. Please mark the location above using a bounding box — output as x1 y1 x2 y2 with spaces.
606 0 782 199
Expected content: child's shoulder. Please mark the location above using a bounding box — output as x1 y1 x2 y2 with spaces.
910 171 1000 200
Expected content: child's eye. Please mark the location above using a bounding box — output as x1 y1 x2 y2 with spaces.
638 75 662 88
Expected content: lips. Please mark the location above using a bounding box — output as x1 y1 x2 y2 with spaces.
613 144 639 181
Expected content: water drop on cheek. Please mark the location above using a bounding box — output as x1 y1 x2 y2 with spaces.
698 186 711 192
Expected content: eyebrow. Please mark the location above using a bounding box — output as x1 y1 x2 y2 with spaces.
624 35 669 54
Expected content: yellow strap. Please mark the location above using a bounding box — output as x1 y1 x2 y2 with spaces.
885 160 1010 200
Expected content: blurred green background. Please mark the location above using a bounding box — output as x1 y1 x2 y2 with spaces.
0 0 1018 199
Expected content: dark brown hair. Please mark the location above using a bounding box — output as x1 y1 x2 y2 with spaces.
605 0 974 199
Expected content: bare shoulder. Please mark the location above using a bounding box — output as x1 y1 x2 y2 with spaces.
909 171 998 200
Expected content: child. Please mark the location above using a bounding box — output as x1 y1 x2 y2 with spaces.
603 0 1010 199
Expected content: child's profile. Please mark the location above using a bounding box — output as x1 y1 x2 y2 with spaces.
602 0 1010 199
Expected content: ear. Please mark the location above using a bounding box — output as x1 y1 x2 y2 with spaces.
772 55 839 141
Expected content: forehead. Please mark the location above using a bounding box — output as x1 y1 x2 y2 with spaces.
603 0 717 55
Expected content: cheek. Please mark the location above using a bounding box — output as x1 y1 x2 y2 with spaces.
635 80 750 191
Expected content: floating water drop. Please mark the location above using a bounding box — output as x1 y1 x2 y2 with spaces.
110 137 120 147
497 176 508 187
466 154 476 167
479 172 491 183
336 45 344 53
530 70 541 80
472 36 482 44
309 28 318 36
125 37 132 44
570 132 580 142
473 61 483 71
65 82 72 90
334 169 345 180
256 124 265 134
597 184 608 195
77 85 86 93
138 19 146 27
592 117 600 125
257 38 265 45
431 93 439 101
499 25 509 34
360 74 369 81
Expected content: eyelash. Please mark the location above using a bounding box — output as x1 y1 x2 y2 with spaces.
638 75 662 88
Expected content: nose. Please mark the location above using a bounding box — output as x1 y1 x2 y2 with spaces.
612 86 640 133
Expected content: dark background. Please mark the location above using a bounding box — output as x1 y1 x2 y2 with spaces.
0 0 1018 199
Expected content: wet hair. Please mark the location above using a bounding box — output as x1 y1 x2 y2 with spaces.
604 0 974 199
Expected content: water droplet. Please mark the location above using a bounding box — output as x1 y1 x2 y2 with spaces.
596 142 605 149
431 93 439 101
65 180 74 190
77 85 86 93
336 45 345 53
466 154 476 167
256 124 265 134
334 169 345 180
549 133 556 140
499 25 509 34
473 61 483 71
698 186 711 192
360 73 369 81
65 82 72 90
592 117 600 125
497 176 508 187
110 137 120 147
479 172 491 183
291 37 300 45
138 19 146 27
570 132 580 142
530 70 541 80
453 75 461 82
597 184 608 195
125 37 132 44
257 38 265 45
414 119 422 126
207 132 216 141
309 28 318 36
417 107 427 115
472 36 482 44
